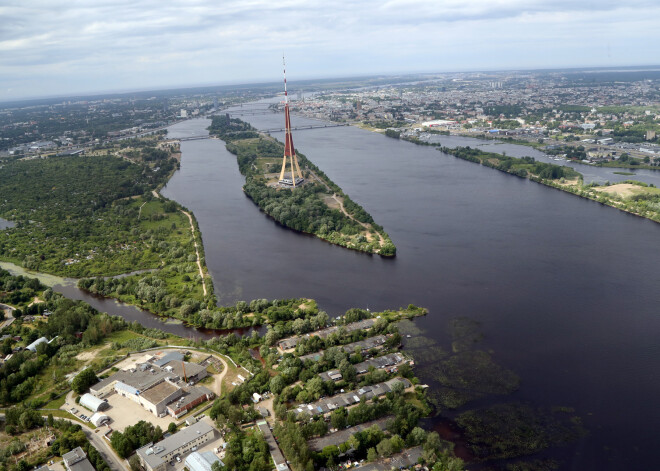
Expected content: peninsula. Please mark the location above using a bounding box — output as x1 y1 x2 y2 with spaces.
208 116 397 256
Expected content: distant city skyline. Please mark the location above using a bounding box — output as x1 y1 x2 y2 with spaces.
1 0 659 101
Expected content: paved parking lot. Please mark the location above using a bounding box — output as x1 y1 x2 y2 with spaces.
103 391 174 432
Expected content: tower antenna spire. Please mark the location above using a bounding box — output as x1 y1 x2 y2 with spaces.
283 54 288 104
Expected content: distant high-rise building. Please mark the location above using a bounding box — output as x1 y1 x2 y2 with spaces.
278 57 304 188
213 97 219 110
180 109 187 118
647 130 656 141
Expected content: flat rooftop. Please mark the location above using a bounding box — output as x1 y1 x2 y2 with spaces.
299 335 387 363
163 360 206 379
278 318 377 350
257 421 289 471
137 421 216 470
352 446 423 471
353 352 406 374
169 386 213 411
308 416 393 451
92 368 174 393
293 377 411 417
140 380 179 405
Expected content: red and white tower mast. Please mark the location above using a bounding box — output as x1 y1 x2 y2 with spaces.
279 55 304 187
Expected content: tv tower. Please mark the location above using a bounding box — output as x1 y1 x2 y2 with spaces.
278 56 304 187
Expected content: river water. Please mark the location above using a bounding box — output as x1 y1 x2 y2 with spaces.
157 108 660 470
424 134 660 186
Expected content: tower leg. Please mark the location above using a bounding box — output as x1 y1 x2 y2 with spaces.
294 154 303 181
290 154 297 187
279 154 287 182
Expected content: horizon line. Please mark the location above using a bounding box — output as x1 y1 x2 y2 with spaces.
3 63 660 106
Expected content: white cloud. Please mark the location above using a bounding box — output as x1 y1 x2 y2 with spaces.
0 0 658 99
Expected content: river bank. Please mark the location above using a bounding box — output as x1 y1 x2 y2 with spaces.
435 145 660 225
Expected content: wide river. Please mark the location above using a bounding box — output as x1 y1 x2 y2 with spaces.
158 104 660 469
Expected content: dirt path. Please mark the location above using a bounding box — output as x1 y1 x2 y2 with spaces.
309 169 385 246
331 193 385 246
210 354 229 396
27 296 43 307
181 210 207 296
309 169 330 192
137 201 147 220
151 189 206 295
260 396 275 421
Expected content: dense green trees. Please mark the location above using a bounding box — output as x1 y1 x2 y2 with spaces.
0 153 183 277
0 269 45 310
213 428 271 471
274 421 314 471
3 405 44 434
442 146 581 182
244 179 365 237
110 421 163 458
72 368 99 394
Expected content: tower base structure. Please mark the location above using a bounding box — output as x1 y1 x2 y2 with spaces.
278 176 305 187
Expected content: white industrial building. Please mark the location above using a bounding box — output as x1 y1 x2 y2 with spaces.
136 421 216 471
89 413 109 427
422 119 457 128
79 393 108 412
26 337 48 352
184 451 223 471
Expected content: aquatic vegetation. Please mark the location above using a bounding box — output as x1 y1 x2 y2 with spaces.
505 458 560 471
448 317 484 353
426 387 485 410
431 351 520 395
455 403 585 461
402 318 519 410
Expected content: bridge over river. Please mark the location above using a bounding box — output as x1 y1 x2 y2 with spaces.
177 123 350 141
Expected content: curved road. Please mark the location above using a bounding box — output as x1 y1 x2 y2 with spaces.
0 302 15 330
0 412 127 471
62 417 128 471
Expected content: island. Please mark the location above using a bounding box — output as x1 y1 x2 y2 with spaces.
208 116 397 257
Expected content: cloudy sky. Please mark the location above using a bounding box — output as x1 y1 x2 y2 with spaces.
1 0 658 101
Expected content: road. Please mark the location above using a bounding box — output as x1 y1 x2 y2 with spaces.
62 417 128 471
0 303 15 330
208 354 229 396
0 411 129 471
